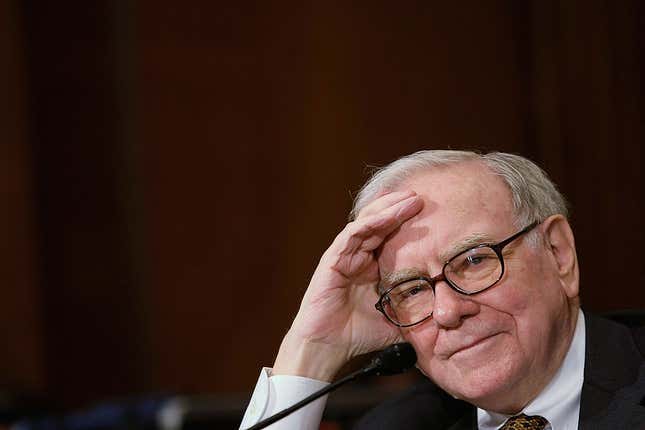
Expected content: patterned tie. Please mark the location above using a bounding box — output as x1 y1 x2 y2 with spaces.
499 413 548 430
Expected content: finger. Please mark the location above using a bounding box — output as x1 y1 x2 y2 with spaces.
356 189 416 220
333 194 423 256
350 194 422 246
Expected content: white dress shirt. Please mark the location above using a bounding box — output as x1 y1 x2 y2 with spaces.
240 309 586 429
239 368 330 429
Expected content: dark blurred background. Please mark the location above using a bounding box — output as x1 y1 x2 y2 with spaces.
1 0 644 426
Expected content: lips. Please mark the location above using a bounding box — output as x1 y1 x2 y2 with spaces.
440 332 501 359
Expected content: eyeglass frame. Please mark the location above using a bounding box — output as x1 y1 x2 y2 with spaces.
374 221 540 327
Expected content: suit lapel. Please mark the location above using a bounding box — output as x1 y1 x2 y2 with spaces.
446 407 476 430
578 314 645 429
578 364 645 429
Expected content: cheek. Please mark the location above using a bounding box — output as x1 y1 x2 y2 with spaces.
485 259 540 312
402 321 436 345
509 257 567 316
495 261 568 355
400 323 440 369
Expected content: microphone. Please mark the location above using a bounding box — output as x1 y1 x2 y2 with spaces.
246 343 417 430
364 342 417 375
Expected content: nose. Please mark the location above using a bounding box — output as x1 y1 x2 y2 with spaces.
432 282 480 328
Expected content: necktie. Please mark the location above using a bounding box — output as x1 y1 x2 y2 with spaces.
500 413 548 430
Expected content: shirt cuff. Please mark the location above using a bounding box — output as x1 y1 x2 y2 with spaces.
239 368 330 429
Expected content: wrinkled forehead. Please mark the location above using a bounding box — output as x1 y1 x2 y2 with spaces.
377 162 515 272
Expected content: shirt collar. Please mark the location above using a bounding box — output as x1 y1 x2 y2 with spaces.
477 309 586 430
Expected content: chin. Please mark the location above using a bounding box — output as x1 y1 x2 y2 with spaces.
425 357 523 409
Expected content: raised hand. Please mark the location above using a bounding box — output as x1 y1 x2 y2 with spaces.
273 190 423 381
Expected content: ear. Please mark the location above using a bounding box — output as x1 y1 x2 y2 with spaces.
541 215 579 299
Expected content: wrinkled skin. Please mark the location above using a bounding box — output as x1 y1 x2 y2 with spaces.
378 162 580 412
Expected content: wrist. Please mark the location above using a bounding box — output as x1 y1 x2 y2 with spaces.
272 331 348 382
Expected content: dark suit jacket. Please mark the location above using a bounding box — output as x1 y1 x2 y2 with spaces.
354 313 645 429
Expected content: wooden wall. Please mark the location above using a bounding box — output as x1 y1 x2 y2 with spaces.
1 0 45 398
3 0 644 409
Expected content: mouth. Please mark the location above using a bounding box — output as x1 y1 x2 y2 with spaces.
446 332 501 359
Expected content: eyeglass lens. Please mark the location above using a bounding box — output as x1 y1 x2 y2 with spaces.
381 246 503 326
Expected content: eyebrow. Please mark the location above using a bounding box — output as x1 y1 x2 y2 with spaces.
377 268 426 294
437 232 495 262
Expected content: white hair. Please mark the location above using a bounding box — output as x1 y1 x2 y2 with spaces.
350 150 569 232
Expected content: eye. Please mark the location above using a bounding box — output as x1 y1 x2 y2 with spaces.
391 279 432 303
462 249 496 265
448 247 498 273
402 285 424 298
445 246 503 291
466 254 484 265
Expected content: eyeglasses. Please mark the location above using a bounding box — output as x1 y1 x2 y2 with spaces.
375 222 539 327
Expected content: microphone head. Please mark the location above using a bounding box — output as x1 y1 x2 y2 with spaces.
370 342 417 376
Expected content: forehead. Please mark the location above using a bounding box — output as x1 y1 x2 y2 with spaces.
379 161 515 272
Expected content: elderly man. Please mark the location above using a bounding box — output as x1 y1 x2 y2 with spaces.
240 150 645 429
